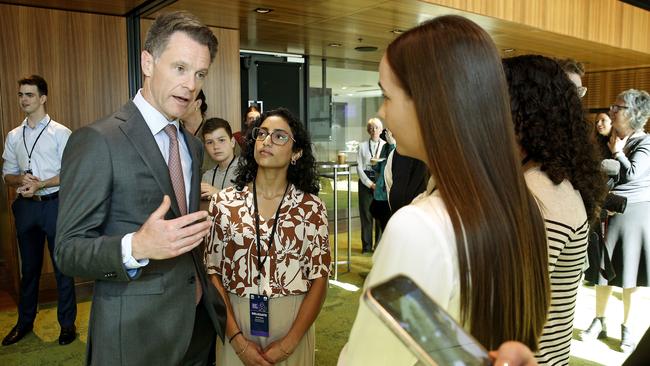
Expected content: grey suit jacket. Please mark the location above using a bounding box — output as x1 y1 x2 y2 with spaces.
55 101 226 366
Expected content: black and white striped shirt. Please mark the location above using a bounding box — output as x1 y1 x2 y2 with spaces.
525 167 589 366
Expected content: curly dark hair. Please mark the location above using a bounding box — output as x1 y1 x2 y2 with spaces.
234 107 320 195
503 55 606 224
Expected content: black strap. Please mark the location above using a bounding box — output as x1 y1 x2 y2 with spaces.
22 117 52 169
370 139 380 158
252 180 290 293
212 157 236 189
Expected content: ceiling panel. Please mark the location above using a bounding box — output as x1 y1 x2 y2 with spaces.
2 0 149 15
10 0 649 71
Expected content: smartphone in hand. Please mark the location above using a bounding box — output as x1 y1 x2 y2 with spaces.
364 275 491 366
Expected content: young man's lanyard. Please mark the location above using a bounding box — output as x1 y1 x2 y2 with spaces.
252 180 290 295
22 117 52 171
211 157 236 189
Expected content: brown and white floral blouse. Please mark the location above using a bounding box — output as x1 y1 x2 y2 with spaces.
205 184 331 298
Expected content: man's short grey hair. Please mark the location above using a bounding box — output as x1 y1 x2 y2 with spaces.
618 89 650 131
144 11 218 63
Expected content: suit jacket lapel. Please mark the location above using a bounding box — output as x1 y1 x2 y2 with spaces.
117 101 182 217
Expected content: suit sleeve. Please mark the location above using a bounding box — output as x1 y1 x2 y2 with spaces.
55 126 132 281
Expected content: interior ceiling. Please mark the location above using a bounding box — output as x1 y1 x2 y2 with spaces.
5 0 650 72
1 0 150 15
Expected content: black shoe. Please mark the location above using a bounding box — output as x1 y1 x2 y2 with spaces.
2 324 33 346
620 324 636 353
58 325 76 345
581 317 607 340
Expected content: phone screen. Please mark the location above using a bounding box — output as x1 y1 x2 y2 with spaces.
366 275 491 366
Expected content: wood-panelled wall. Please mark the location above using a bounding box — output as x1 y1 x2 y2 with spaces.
427 0 650 54
584 68 650 110
0 4 129 296
140 19 242 131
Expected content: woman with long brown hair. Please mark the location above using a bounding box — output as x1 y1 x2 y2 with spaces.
339 15 550 365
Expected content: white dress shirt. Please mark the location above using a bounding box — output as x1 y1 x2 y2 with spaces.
121 90 194 272
2 114 71 195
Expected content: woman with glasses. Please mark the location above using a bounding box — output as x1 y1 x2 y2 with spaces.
503 55 606 365
340 16 550 365
205 107 331 366
582 89 650 353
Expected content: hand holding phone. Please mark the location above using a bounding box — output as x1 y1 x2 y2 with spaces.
364 275 491 366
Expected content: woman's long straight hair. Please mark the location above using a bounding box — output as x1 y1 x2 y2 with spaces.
386 15 550 350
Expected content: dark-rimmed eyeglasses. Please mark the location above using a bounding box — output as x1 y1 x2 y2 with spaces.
252 127 295 146
609 104 629 113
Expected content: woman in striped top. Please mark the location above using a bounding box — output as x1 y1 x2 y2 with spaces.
503 55 607 366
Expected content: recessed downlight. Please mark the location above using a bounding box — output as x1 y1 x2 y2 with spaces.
354 46 378 52
328 42 343 48
254 7 273 14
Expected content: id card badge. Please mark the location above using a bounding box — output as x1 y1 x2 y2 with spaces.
250 294 269 337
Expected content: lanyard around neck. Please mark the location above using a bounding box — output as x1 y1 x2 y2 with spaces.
252 180 290 290
22 117 52 169
369 139 380 158
211 156 236 189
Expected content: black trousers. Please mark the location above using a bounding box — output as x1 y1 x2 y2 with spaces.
12 196 76 328
358 181 381 251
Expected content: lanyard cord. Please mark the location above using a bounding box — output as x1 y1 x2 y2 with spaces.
211 156 236 189
252 180 290 293
369 139 380 158
22 117 52 169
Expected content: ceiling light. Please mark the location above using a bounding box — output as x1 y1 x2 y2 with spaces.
354 46 378 52
254 7 273 14
341 86 348 90
328 42 343 48
503 48 515 53
390 29 405 34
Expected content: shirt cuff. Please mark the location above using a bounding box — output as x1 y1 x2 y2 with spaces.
121 233 149 274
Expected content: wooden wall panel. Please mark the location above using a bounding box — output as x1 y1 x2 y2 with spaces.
583 68 650 111
0 4 129 294
426 0 650 54
140 19 242 131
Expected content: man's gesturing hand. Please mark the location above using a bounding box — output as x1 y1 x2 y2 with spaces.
131 195 211 260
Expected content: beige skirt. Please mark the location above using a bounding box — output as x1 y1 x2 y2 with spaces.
217 293 315 366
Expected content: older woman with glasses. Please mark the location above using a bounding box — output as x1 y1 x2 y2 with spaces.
582 89 650 353
205 108 331 366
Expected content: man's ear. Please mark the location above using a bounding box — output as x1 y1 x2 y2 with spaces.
141 50 154 77
39 94 47 106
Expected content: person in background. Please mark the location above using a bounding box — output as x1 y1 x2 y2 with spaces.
356 117 385 253
180 89 207 136
2 75 77 346
55 11 226 364
503 55 606 365
201 117 239 199
340 15 550 365
595 112 613 156
234 104 261 148
369 129 395 231
384 150 429 213
557 58 587 98
582 89 650 353
206 108 330 366
584 112 616 287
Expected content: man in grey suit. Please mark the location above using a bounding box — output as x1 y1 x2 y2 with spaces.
55 11 226 365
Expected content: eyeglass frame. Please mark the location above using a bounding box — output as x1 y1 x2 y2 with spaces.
609 104 629 114
251 126 296 146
